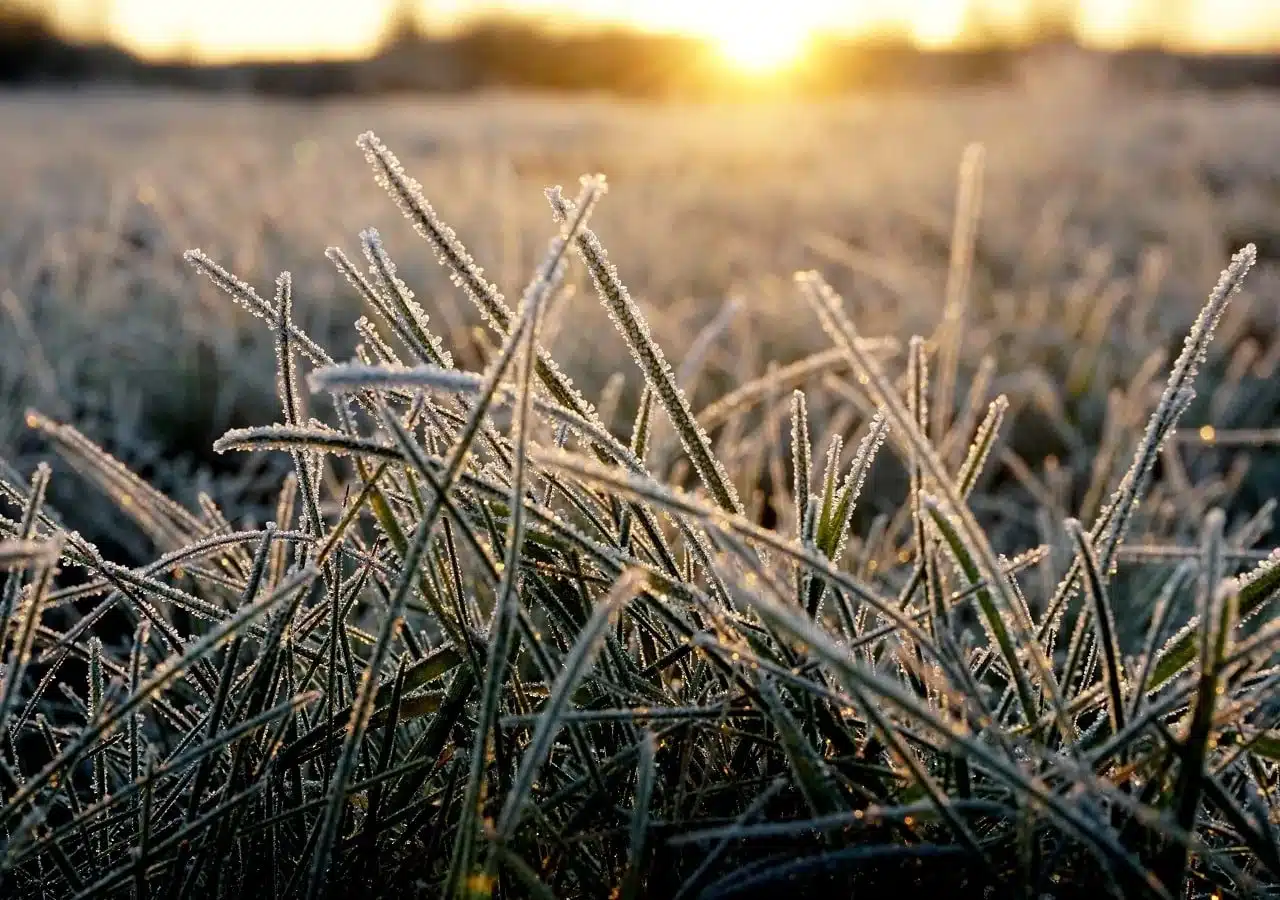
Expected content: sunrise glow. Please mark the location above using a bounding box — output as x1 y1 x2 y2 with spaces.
711 20 811 73
40 0 1280 63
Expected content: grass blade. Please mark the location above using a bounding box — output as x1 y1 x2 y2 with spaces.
1158 509 1233 894
495 569 644 841
796 271 1056 729
1066 518 1126 739
619 729 656 900
547 188 742 515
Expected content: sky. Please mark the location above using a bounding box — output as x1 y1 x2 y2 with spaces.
41 0 1280 64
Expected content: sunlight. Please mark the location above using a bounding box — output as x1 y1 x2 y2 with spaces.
909 0 969 47
44 0 1280 62
103 0 388 61
1185 0 1280 50
712 19 811 73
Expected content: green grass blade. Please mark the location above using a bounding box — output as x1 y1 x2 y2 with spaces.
0 542 60 737
1158 509 1233 894
737 586 1171 898
1148 547 1280 692
755 675 845 817
305 471 439 900
547 188 742 516
1066 518 1126 739
619 729 656 900
796 272 1056 729
0 564 318 832
495 569 643 841
923 497 1036 720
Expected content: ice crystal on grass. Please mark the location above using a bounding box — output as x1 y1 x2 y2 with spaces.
547 188 742 516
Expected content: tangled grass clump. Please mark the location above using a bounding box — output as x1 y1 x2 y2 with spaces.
0 128 1277 899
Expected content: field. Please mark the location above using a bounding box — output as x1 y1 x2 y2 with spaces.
7 68 1280 542
3 54 1280 898
6 65 1280 556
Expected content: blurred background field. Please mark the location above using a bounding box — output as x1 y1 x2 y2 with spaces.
3 0 1280 571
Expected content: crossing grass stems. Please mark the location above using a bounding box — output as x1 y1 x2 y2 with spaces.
0 127 1275 900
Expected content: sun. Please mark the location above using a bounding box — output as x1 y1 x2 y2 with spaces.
712 20 811 73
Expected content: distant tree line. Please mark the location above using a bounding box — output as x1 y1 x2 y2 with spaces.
0 3 135 82
1 4 1277 98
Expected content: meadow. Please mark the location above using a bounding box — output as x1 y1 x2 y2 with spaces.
2 53 1280 897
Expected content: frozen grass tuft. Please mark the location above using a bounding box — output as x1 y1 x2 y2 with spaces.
0 127 1277 900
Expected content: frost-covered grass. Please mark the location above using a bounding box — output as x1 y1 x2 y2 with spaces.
4 68 1280 898
5 80 1280 556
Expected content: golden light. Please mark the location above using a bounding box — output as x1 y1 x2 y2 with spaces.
909 0 969 47
45 0 1280 63
711 19 811 73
